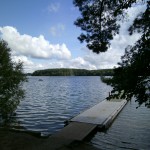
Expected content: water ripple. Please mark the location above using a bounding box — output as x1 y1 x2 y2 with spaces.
13 76 111 135
2 76 149 149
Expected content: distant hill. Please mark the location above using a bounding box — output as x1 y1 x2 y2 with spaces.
32 68 114 76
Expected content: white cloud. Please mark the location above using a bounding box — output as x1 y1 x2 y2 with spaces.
50 24 65 37
12 55 33 66
66 57 97 70
12 55 51 73
82 31 142 70
47 3 60 12
12 55 35 73
0 26 71 60
83 50 119 69
0 4 146 73
23 57 96 73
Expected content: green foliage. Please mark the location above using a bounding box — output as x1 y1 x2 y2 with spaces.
0 40 26 119
73 0 121 53
106 1 150 107
74 0 150 106
73 0 143 53
32 68 114 76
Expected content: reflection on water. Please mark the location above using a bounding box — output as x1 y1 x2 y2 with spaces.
15 76 111 135
90 100 150 149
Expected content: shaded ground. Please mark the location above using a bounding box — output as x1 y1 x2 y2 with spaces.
0 129 99 150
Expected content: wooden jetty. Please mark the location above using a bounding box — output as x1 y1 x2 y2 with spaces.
1 99 127 150
71 99 127 128
52 99 127 141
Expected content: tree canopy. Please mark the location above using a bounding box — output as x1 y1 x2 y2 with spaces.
0 40 26 120
74 0 150 107
73 0 141 53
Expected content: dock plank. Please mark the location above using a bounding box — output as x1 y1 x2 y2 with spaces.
52 122 96 141
71 99 127 126
52 99 127 141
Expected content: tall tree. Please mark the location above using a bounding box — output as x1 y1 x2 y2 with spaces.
74 0 150 106
73 0 140 53
73 0 120 53
0 40 26 120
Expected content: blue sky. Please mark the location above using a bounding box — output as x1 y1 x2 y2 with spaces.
0 0 146 72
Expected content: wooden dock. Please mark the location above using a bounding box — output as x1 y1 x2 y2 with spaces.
71 99 127 128
52 122 96 140
2 99 127 150
52 99 127 141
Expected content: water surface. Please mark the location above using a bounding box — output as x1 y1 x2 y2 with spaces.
10 76 150 149
90 100 150 150
15 76 111 135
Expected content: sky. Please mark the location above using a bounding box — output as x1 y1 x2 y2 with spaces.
0 0 146 73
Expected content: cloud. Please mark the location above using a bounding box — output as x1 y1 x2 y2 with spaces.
50 24 65 37
12 55 52 73
12 55 34 73
0 4 146 73
65 57 97 70
0 26 71 60
47 3 60 12
21 57 97 73
83 53 115 69
12 55 33 66
82 30 142 70
118 4 146 35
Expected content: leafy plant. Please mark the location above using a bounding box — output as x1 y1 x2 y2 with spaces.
0 40 26 120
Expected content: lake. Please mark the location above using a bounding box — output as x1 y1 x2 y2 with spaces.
12 76 150 149
15 76 111 134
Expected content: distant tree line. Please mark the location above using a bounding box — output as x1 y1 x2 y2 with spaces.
32 68 114 76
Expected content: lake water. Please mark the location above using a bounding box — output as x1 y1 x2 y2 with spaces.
90 100 150 150
15 76 111 135
12 76 150 149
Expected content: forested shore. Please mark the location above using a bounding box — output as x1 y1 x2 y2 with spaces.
31 68 113 76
